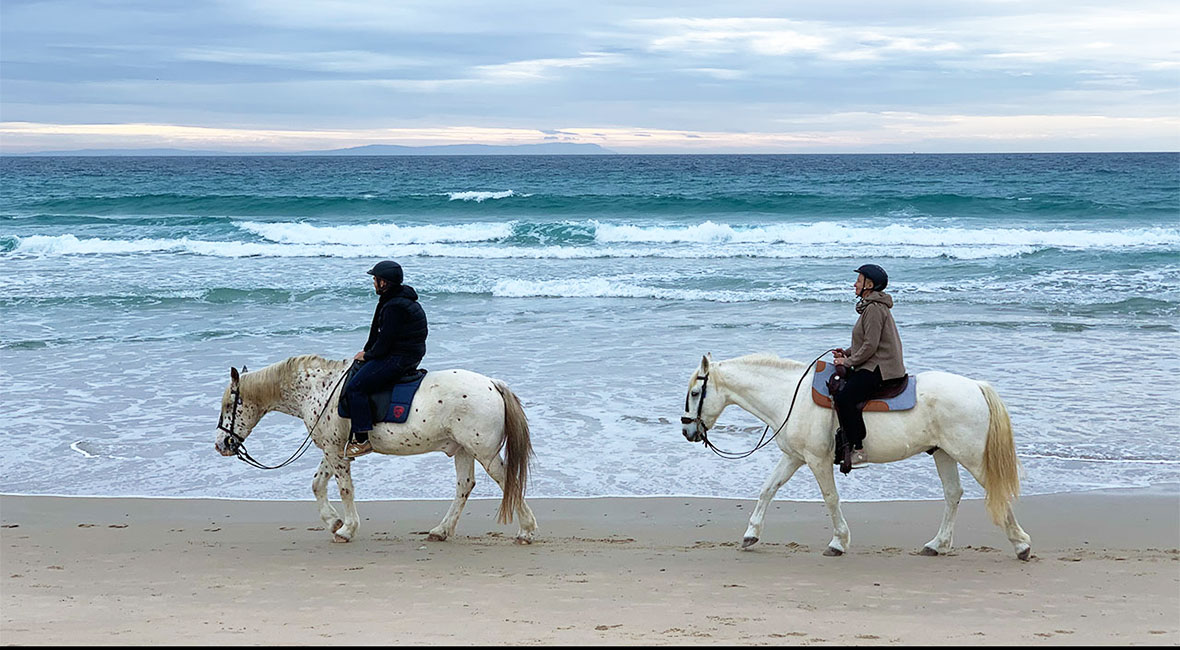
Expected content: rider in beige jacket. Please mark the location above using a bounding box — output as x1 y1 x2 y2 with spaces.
833 264 906 467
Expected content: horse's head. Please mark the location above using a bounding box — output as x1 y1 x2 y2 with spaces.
214 366 265 457
681 354 721 443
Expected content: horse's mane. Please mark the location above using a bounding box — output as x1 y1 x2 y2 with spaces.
724 352 807 372
240 354 345 404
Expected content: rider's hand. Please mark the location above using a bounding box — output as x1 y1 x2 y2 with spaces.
353 351 365 361
833 348 845 358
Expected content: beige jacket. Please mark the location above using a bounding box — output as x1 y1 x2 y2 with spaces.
844 290 906 380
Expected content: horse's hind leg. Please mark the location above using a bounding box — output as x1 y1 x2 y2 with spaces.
922 449 964 556
427 452 476 542
960 460 1033 561
741 453 804 549
312 455 343 535
476 453 538 544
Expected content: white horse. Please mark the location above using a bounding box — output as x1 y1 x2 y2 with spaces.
214 355 538 544
681 353 1032 560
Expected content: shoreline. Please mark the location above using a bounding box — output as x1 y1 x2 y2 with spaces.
4 481 1176 503
3 488 1178 645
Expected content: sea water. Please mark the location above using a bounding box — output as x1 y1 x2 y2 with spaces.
1 153 1177 502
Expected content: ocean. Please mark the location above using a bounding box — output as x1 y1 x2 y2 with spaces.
1 153 1177 503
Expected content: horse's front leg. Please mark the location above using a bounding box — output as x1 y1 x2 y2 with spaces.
922 449 964 555
809 458 851 556
312 455 343 534
741 453 804 549
328 453 361 542
427 452 475 542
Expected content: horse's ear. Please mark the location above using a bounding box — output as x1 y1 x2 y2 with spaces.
241 365 248 374
700 354 711 374
230 367 240 383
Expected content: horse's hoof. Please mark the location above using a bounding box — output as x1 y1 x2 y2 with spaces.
332 534 350 543
919 546 940 556
427 533 447 542
1017 547 1031 562
331 519 343 533
741 536 759 549
514 537 532 545
823 546 844 557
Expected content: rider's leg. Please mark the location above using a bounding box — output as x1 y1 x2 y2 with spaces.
342 355 405 445
834 367 881 451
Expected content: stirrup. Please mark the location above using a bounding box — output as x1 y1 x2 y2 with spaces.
345 441 372 458
850 448 868 467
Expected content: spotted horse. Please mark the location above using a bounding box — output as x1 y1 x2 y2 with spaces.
215 355 537 544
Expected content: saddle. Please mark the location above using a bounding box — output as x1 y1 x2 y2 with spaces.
336 366 429 425
810 360 915 411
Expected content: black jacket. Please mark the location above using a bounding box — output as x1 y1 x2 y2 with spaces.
363 284 427 362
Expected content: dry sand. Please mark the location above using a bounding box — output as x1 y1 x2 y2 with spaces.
2 486 1177 645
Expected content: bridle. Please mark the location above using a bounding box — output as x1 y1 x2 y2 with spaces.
217 367 350 471
683 349 840 460
680 373 712 435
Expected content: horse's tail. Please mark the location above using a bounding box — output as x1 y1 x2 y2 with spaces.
979 381 1021 525
493 380 533 525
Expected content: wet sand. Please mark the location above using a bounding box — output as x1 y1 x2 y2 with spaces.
2 486 1177 645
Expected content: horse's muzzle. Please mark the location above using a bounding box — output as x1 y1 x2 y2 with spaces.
216 435 239 457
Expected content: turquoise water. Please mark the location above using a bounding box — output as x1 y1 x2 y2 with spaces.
1 153 1177 502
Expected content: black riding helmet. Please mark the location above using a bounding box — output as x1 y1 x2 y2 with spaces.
854 263 888 291
367 260 404 285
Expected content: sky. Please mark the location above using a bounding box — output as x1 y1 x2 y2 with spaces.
1 0 1177 153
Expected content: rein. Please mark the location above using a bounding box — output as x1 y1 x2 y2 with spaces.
218 366 351 471
691 349 840 460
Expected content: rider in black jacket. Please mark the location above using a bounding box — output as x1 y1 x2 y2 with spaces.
343 260 428 457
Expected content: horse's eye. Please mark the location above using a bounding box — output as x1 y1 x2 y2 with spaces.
691 390 700 397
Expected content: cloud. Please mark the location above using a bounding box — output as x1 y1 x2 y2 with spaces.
2 1 1177 151
473 52 625 82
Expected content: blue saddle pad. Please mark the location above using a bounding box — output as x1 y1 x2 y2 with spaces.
337 368 428 424
810 360 917 412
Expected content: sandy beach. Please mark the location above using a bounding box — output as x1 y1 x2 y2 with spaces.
2 487 1177 646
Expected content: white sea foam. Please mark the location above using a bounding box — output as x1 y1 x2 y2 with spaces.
7 220 1177 261
235 220 512 245
446 190 520 202
593 220 1180 248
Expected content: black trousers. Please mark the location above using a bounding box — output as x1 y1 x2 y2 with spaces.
833 366 899 450
343 355 413 440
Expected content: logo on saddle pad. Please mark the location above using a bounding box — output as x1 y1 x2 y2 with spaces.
811 360 916 412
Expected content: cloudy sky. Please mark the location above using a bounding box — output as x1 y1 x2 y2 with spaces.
1 0 1177 153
